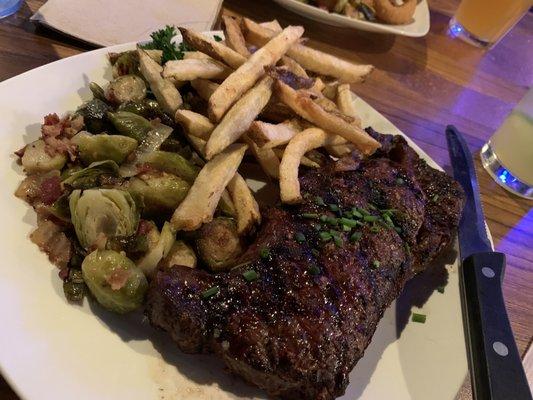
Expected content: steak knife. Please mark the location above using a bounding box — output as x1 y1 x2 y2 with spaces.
446 125 532 400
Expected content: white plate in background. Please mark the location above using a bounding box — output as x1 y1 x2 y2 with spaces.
0 32 465 400
272 0 430 37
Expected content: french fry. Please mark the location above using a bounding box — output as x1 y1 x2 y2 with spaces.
325 143 356 157
171 143 248 231
310 77 326 94
191 79 219 101
248 119 302 148
275 79 380 155
242 19 374 83
222 15 251 57
175 110 214 140
260 101 297 122
205 76 274 159
279 56 309 78
336 83 361 125
144 49 163 64
259 20 283 32
208 26 304 122
183 51 213 60
322 81 339 100
179 28 247 69
227 173 261 234
243 135 280 179
138 48 183 115
163 59 232 81
279 128 339 203
272 147 321 169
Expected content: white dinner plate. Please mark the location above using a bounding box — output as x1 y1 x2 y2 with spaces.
272 0 430 37
0 31 465 400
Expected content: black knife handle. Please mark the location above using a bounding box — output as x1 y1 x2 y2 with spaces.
461 252 532 400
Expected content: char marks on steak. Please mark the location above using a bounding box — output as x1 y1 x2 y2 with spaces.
146 131 464 400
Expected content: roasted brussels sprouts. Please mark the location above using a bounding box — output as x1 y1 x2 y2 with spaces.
127 171 190 216
111 51 140 78
196 218 243 272
69 188 140 249
159 240 197 269
143 151 199 183
118 98 175 127
107 111 153 142
63 269 87 302
136 222 175 276
62 160 120 190
76 99 112 133
89 82 107 102
21 139 67 173
82 249 148 313
105 75 147 105
72 132 138 165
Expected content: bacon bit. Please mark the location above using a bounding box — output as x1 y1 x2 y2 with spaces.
39 175 63 205
106 268 131 291
30 219 72 269
137 220 153 236
58 268 70 281
14 145 26 158
41 113 84 161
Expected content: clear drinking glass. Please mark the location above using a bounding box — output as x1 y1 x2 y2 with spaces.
0 0 23 19
480 89 533 199
448 0 532 48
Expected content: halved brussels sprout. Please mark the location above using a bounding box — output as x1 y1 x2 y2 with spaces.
136 222 175 277
107 111 152 142
159 240 197 270
196 218 243 272
72 132 138 165
105 75 147 105
143 151 199 183
82 249 148 313
21 139 67 173
76 99 112 133
118 98 175 127
89 82 107 102
62 160 120 190
69 188 139 249
111 51 140 78
127 171 190 216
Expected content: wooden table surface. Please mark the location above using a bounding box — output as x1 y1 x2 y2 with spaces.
0 1 531 399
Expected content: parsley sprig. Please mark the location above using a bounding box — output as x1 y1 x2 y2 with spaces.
141 25 193 63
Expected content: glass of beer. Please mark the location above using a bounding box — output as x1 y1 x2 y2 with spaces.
480 89 533 199
448 0 532 48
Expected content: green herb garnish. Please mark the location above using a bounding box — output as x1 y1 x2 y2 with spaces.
363 215 379 222
328 204 339 212
141 25 193 63
412 313 427 323
311 248 320 257
351 208 363 219
260 247 271 259
202 285 219 299
372 260 380 269
301 213 319 219
396 177 405 185
319 214 328 222
437 285 446 294
333 236 343 247
294 232 306 243
326 216 338 226
213 35 223 42
319 231 332 241
242 270 259 282
339 217 360 228
350 231 362 242
314 196 325 206
308 264 321 275
432 194 440 202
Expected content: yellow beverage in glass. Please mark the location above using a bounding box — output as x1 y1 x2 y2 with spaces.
449 0 532 48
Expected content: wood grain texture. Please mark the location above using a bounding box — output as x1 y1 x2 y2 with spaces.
0 0 531 398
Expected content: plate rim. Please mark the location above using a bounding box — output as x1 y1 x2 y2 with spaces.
272 0 430 37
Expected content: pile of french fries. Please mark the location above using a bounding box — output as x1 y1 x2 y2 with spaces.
138 17 380 235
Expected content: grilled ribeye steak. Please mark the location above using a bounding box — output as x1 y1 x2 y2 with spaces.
146 131 465 400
